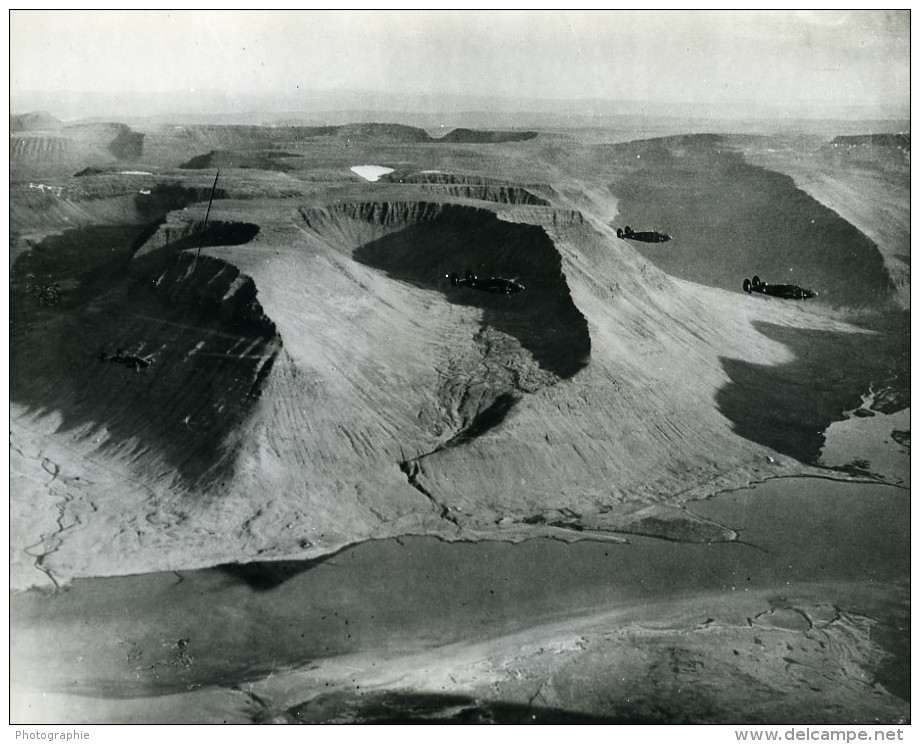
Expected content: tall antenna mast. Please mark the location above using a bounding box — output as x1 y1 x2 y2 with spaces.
191 169 220 272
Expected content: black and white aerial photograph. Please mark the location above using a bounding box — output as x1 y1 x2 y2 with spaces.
9 10 910 727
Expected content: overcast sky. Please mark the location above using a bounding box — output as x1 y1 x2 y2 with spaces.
10 10 910 116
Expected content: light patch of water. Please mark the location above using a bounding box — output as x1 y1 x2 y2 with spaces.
818 386 910 486
350 165 394 182
119 170 153 175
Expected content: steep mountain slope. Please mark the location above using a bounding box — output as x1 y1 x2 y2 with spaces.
739 134 910 309
10 122 146 177
9 123 910 728
11 166 880 588
9 126 909 592
605 135 896 309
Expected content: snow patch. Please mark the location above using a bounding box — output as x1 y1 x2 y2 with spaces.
350 165 394 182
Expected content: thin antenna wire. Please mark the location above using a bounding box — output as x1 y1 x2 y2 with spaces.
191 169 220 272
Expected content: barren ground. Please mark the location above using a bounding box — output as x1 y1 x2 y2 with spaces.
9 121 910 723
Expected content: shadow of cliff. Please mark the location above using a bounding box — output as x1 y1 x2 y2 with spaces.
716 315 909 464
352 204 590 379
607 135 897 309
10 221 278 491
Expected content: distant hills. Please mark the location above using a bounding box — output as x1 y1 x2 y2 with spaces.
831 133 910 152
327 123 538 143
160 122 539 147
267 122 538 143
334 122 432 142
10 116 540 177
438 128 538 144
10 89 909 135
10 110 62 131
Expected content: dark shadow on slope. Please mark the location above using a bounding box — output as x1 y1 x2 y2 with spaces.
435 128 539 144
134 182 229 220
871 610 911 703
129 221 260 281
11 223 153 300
181 220 260 248
445 392 518 448
140 220 260 256
108 126 144 160
607 135 896 308
716 315 909 464
217 553 339 591
13 184 235 303
352 204 590 379
10 223 279 491
179 149 300 172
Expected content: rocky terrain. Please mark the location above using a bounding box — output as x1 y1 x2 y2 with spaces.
9 118 910 723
